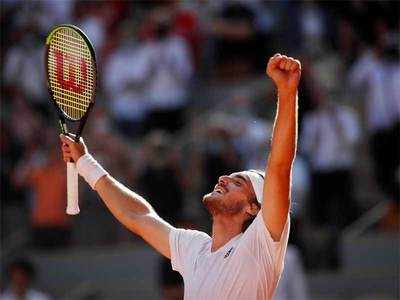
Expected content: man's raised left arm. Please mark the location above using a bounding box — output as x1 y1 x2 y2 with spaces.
262 54 301 241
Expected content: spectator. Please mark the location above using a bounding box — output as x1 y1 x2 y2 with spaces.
103 23 149 139
171 3 202 70
0 120 27 242
140 5 194 134
300 83 361 268
348 24 400 231
211 1 269 78
138 130 184 224
3 28 46 112
2 97 43 242
13 128 72 249
1 258 51 300
138 130 185 300
139 2 202 70
300 89 360 229
335 17 361 68
299 2 327 56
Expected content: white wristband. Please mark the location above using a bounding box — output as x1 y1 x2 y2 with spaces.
76 153 108 190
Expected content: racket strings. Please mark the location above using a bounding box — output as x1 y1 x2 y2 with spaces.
47 27 95 120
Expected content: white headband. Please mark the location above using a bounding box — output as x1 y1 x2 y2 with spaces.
242 170 265 204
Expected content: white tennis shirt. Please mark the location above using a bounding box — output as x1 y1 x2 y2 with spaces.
169 213 290 300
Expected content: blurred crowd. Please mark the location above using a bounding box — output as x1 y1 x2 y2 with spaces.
1 1 399 299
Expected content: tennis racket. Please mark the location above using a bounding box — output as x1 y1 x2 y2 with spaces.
45 24 97 215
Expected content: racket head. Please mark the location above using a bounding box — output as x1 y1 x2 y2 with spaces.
45 24 97 122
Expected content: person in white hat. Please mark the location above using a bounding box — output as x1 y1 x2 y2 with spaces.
60 53 301 300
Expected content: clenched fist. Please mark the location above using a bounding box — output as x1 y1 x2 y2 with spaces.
266 54 301 93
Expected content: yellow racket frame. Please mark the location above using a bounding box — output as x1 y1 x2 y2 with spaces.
45 24 96 124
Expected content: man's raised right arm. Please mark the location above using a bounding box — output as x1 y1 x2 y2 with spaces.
60 134 173 258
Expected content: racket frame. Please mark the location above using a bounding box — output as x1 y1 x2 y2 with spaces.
45 24 97 142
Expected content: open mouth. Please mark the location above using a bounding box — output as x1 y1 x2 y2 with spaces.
213 185 226 194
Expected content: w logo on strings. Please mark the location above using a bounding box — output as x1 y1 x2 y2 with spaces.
55 49 87 94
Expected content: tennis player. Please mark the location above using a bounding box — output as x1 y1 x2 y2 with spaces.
60 53 300 299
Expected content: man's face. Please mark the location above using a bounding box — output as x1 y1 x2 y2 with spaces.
203 172 257 216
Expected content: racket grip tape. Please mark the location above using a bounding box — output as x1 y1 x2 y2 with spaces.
66 162 80 215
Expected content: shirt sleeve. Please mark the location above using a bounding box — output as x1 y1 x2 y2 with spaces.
169 227 210 276
240 212 290 275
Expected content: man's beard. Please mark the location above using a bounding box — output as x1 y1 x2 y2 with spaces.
203 193 244 216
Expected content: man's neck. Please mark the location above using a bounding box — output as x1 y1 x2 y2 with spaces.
211 216 243 252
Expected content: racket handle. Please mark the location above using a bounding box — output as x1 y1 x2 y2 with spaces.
66 162 80 215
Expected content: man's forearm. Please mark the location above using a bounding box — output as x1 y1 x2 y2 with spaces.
59 134 172 254
268 90 298 171
94 175 155 234
260 54 300 240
